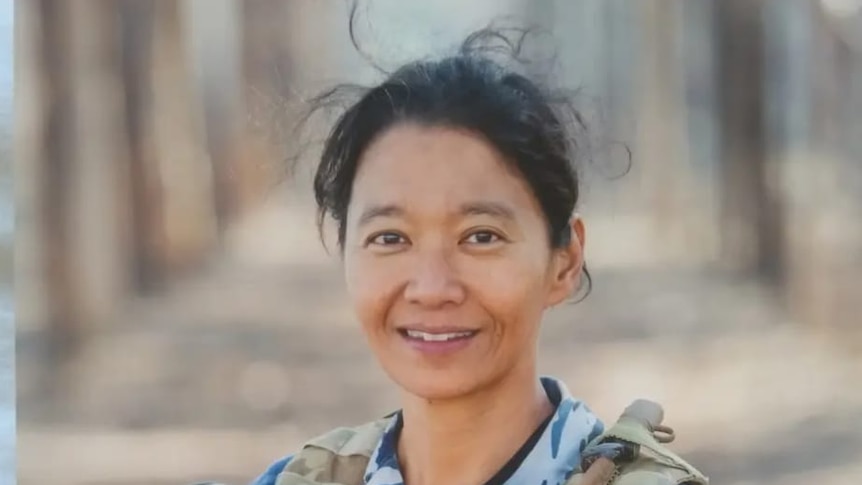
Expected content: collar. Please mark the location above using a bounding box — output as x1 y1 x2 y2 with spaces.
363 376 605 485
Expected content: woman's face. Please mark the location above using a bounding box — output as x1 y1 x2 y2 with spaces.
343 123 584 401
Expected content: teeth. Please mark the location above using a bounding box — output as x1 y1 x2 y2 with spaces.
405 330 474 341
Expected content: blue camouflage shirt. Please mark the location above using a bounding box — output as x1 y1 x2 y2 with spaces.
251 376 604 485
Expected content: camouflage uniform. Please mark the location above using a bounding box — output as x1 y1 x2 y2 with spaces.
250 376 605 485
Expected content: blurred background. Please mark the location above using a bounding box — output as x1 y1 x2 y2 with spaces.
12 0 862 484
0 0 12 484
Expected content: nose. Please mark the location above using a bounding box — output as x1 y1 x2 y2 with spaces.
403 250 466 308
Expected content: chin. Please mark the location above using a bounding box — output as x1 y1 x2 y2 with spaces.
388 367 485 401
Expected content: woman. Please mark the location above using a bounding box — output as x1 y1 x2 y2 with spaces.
251 23 707 485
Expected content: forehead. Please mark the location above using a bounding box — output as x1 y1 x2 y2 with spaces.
351 124 534 209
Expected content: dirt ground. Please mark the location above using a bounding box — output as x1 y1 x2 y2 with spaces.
17 189 862 485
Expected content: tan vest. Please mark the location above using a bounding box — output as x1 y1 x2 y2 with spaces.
275 401 709 485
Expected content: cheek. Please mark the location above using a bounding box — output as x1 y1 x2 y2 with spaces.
467 257 550 334
344 254 400 331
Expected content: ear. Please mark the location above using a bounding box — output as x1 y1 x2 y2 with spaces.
546 216 586 307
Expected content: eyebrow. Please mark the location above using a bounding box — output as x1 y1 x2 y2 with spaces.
357 204 404 227
459 201 516 221
356 201 515 227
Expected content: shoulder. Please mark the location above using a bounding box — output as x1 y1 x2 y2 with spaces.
304 417 393 455
249 417 394 485
571 399 710 485
248 455 293 485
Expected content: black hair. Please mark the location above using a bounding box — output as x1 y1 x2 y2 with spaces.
300 5 621 301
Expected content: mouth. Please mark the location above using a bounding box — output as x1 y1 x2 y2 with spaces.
399 329 478 342
397 327 479 355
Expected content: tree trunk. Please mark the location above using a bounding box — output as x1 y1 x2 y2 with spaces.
65 0 135 331
119 0 164 292
187 0 252 227
714 0 784 284
783 4 862 338
636 0 708 265
146 0 218 278
36 0 80 364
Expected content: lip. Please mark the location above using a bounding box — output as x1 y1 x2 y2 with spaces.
397 326 480 355
397 325 480 334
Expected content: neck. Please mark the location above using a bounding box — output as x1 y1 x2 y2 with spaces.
397 365 553 485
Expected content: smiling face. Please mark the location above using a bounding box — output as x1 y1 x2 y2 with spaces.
343 123 584 400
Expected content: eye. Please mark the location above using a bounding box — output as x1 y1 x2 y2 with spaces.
367 232 408 246
462 230 503 245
